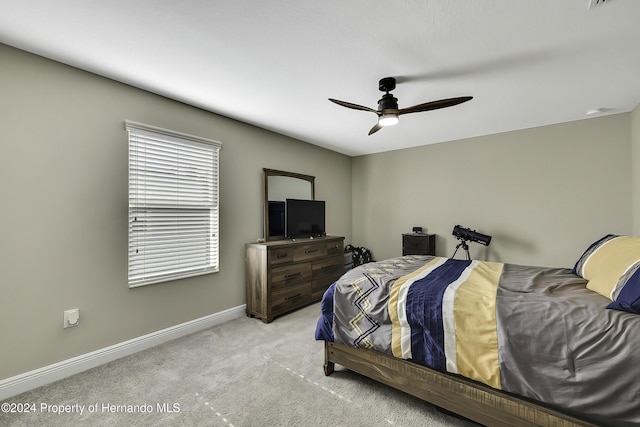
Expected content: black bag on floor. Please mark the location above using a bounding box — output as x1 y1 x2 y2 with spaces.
346 245 373 267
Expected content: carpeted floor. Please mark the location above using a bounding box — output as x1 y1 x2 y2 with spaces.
0 303 477 427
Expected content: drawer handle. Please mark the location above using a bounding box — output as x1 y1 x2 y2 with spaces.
322 264 338 269
285 272 301 279
285 293 302 301
277 253 288 258
330 245 339 249
305 249 320 254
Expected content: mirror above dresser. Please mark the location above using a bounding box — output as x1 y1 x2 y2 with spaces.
263 168 315 241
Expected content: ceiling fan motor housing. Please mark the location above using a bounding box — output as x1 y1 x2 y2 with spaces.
378 93 398 110
378 77 398 111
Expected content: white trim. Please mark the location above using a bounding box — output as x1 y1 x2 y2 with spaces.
0 305 246 401
124 120 222 148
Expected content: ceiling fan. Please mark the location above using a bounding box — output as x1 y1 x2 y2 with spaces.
329 77 472 135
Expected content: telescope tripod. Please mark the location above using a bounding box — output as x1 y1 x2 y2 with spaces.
451 238 471 260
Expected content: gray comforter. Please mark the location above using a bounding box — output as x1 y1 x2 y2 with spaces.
317 255 640 425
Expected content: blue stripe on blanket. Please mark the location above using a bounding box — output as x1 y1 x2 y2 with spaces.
407 258 471 370
314 282 336 342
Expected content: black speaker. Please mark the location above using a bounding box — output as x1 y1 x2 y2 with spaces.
412 226 423 234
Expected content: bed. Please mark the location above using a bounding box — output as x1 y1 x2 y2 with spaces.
315 235 640 427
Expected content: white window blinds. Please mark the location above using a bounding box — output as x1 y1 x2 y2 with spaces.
126 121 221 287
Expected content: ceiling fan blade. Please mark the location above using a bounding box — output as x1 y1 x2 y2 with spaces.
368 122 383 136
398 96 473 115
329 98 378 114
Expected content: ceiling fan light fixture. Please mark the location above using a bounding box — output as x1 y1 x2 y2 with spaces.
379 113 399 127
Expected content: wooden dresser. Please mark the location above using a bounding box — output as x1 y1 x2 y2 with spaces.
246 236 345 323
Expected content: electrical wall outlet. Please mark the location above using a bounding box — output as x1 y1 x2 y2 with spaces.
63 308 80 328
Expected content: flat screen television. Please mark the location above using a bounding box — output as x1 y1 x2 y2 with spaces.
286 198 326 239
268 201 286 238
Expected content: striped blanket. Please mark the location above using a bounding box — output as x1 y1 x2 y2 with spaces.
389 256 502 388
315 255 640 424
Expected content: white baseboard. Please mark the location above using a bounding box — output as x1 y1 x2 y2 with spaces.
0 305 246 401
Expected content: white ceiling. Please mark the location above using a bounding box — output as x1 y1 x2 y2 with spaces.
1 0 639 156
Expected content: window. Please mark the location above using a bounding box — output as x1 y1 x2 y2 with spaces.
126 121 221 287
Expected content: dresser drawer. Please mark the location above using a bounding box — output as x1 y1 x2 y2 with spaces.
293 243 327 261
271 263 311 289
325 240 343 256
272 283 312 315
311 256 344 279
269 247 294 265
311 256 345 299
311 278 334 300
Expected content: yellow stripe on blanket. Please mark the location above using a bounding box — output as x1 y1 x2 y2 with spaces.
389 257 447 359
453 261 503 389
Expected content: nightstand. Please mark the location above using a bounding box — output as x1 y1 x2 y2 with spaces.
402 233 435 256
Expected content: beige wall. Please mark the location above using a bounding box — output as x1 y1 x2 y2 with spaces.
632 104 640 235
1 40 637 384
0 44 352 380
352 114 632 268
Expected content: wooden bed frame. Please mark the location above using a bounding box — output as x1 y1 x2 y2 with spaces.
323 341 599 427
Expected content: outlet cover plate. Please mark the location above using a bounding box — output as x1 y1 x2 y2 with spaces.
63 309 79 328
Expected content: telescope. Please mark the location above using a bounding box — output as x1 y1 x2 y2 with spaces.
452 225 492 246
451 225 492 260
